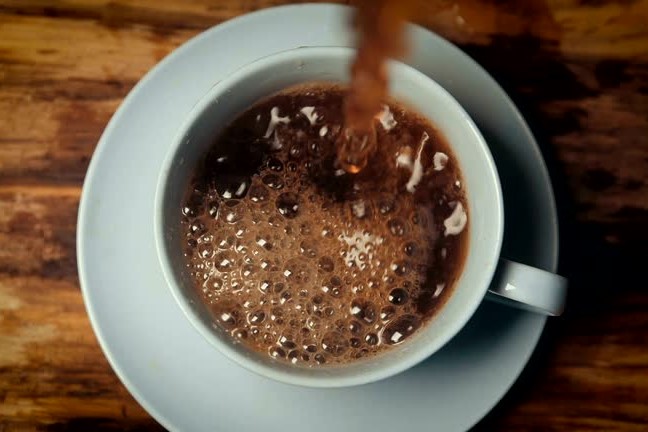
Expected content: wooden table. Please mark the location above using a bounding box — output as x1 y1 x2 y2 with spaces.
1 1 647 430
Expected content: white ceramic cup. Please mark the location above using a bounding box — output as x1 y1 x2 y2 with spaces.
155 47 567 388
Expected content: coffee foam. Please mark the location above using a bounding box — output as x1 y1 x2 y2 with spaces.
181 85 468 366
443 202 467 236
405 131 429 193
376 104 398 131
264 106 290 138
300 106 319 125
186 160 438 364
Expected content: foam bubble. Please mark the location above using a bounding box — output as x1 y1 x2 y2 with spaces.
189 221 206 236
222 201 244 224
350 299 377 324
381 314 420 345
321 331 350 357
198 243 214 259
276 192 300 219
269 346 287 359
215 307 240 329
390 260 409 277
262 173 284 190
248 310 266 324
214 252 234 272
388 288 409 305
380 306 396 321
364 333 379 346
248 184 269 203
278 333 297 349
182 204 199 218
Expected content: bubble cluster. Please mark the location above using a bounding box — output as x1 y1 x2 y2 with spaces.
180 84 468 366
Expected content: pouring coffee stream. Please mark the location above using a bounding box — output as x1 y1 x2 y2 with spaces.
337 0 425 173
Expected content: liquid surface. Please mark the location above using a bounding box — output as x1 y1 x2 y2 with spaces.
181 84 468 366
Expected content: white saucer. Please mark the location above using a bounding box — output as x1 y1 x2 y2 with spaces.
78 5 558 431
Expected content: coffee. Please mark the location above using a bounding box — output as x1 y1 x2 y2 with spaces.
180 83 468 366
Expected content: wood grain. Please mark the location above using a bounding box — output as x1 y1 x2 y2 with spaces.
1 1 647 431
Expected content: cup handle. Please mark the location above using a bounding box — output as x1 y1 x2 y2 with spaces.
485 258 567 316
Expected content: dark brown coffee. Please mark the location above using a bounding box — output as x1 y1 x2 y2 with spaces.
180 84 468 366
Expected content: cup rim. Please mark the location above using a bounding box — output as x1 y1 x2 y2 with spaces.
154 46 504 388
